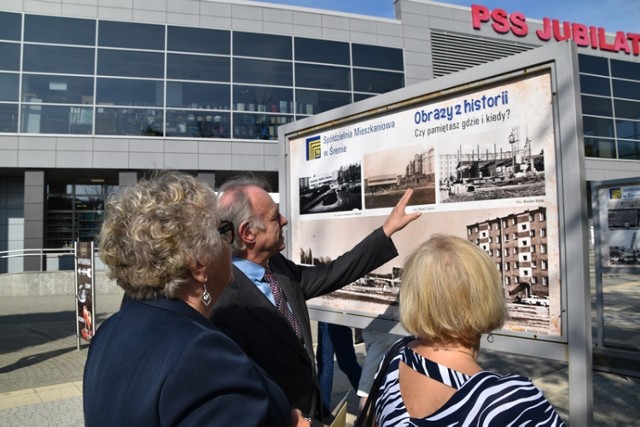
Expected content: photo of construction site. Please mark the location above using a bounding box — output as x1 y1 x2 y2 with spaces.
607 196 640 230
608 231 640 266
440 126 546 203
363 144 436 209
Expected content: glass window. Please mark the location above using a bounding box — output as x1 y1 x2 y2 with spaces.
578 54 609 76
75 185 108 213
98 21 164 50
168 26 230 55
584 137 616 158
47 183 115 248
167 82 230 110
354 93 375 102
0 43 20 71
0 12 21 41
616 120 640 140
582 116 614 137
579 75 610 96
354 69 404 93
352 44 404 71
96 78 163 107
233 113 293 140
295 64 350 91
581 95 613 117
167 53 230 82
295 90 351 115
233 32 291 60
295 38 349 65
98 49 164 78
0 104 18 132
617 139 640 160
22 75 94 104
21 105 93 134
95 107 163 136
234 85 293 113
0 73 19 101
25 15 95 45
614 99 640 120
234 58 292 86
612 79 640 101
165 110 230 138
611 59 640 80
23 45 95 74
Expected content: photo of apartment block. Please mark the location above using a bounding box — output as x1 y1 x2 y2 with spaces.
467 207 549 304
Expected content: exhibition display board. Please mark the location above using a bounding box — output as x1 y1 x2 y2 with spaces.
592 177 640 350
290 70 563 337
279 41 592 424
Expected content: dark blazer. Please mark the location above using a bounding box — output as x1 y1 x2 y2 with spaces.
84 298 289 427
209 227 398 420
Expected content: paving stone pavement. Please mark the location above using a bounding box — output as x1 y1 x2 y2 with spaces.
2 294 640 426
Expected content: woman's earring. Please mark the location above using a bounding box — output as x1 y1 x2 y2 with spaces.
202 281 212 306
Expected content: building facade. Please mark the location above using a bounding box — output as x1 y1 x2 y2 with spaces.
0 0 637 271
468 207 549 300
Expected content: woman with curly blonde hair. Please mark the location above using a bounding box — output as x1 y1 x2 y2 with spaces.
83 171 292 426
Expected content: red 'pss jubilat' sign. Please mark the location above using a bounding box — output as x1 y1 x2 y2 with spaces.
471 4 640 56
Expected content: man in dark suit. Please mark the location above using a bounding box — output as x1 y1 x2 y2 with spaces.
209 177 420 425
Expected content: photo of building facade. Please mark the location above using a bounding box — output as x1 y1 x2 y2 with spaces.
0 0 637 272
467 207 549 300
364 146 436 208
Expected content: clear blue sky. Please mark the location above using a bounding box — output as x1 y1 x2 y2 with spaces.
254 0 638 34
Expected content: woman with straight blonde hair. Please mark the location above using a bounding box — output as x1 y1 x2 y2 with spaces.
372 234 565 426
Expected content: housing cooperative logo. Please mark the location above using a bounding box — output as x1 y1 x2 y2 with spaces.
305 135 321 161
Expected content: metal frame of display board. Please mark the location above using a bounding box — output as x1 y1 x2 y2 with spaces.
591 177 640 352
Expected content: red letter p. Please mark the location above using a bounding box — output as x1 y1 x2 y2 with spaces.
471 5 490 30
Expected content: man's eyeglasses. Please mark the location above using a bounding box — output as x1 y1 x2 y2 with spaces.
217 221 234 244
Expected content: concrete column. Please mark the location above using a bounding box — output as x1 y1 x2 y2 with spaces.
23 171 45 272
118 171 138 189
197 172 216 190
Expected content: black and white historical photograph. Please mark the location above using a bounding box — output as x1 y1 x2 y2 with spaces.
364 144 436 209
299 161 362 214
598 184 640 269
607 197 640 230
440 126 546 203
302 205 562 336
607 231 640 266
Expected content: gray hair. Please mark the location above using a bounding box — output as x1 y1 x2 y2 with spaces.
218 176 272 255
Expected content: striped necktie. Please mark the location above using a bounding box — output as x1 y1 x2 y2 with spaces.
264 268 302 340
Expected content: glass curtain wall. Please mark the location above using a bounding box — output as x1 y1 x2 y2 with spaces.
579 54 640 160
0 11 405 141
46 182 118 248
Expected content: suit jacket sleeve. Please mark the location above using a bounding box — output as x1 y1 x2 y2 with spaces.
271 226 398 300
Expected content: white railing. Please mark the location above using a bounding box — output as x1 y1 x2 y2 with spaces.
0 247 103 273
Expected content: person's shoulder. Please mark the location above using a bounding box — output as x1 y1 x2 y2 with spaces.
465 371 565 424
470 370 550 404
268 252 293 268
474 370 535 386
268 253 303 278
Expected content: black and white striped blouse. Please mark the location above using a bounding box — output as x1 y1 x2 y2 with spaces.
374 342 566 426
